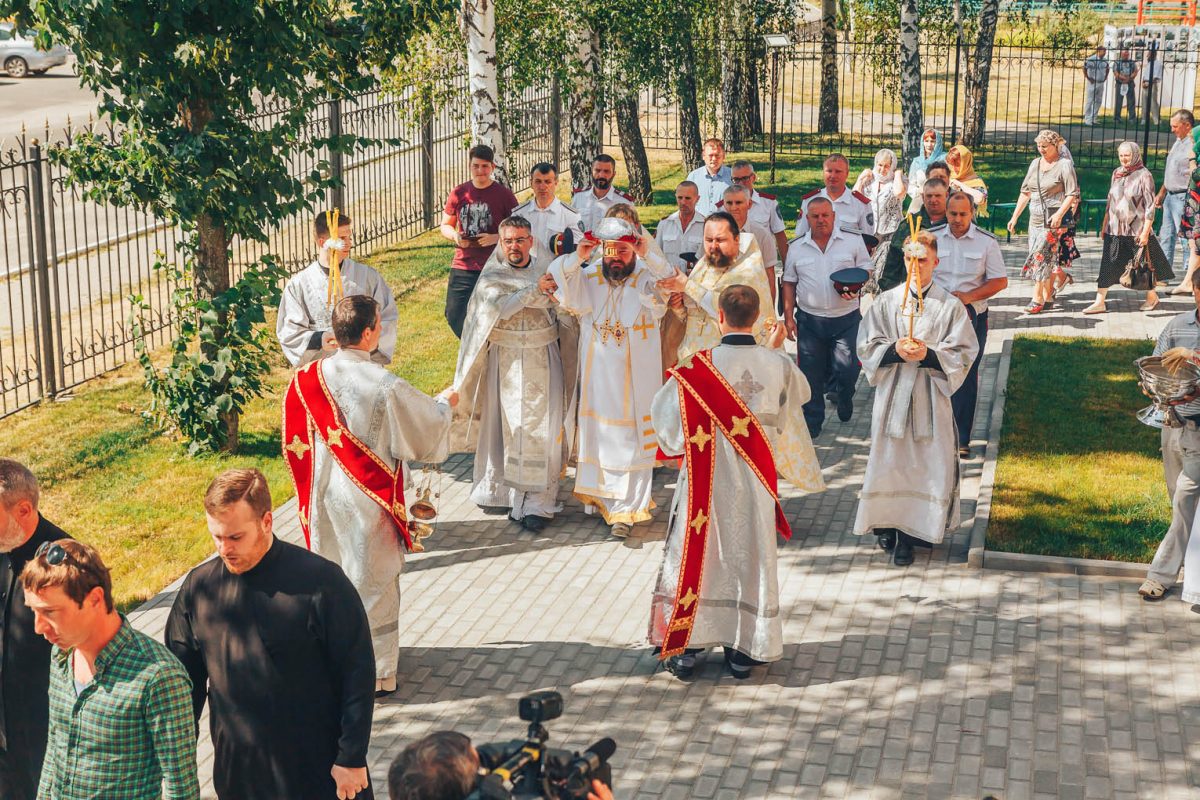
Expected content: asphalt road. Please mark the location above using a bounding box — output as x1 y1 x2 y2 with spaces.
0 60 99 146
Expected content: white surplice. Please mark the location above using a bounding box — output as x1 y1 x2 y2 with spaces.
277 258 399 366
648 341 825 660
308 348 451 679
548 252 668 524
675 232 774 361
451 249 578 519
853 283 979 544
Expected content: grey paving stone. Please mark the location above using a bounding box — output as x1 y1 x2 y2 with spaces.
122 234 1200 798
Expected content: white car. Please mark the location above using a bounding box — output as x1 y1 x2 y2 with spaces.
0 23 69 78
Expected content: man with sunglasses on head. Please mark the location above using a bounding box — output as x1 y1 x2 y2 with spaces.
0 459 71 800
21 539 200 800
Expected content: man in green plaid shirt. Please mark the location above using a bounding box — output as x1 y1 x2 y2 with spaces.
21 539 199 800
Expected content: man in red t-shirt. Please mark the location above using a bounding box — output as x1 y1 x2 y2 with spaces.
439 145 520 338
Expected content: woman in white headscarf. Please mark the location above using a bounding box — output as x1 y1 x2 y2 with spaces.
854 149 907 287
1083 141 1173 314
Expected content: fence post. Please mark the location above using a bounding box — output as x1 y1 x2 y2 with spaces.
950 28 962 146
27 141 58 401
550 75 562 170
421 100 436 229
1142 39 1158 160
328 97 344 212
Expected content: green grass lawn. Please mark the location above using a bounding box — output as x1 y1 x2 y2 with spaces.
3 149 827 610
989 335 1169 562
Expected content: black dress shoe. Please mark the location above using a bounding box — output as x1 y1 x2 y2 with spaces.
876 530 896 552
836 394 854 423
893 535 914 566
521 515 550 532
664 653 696 679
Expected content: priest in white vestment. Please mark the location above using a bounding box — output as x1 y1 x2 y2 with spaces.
656 211 779 362
649 285 824 679
277 212 399 366
545 216 669 538
853 230 978 567
307 296 455 695
451 216 578 532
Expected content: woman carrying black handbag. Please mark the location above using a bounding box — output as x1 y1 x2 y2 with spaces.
1084 141 1174 314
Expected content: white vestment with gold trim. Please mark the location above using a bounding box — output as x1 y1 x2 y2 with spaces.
548 252 667 524
308 348 451 679
648 342 824 659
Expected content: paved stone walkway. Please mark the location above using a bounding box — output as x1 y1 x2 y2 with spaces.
129 233 1200 799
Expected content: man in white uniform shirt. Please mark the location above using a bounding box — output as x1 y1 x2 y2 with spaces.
935 193 1008 456
512 162 584 254
1158 110 1197 282
720 185 779 302
795 154 876 243
730 160 788 265
685 138 733 215
655 181 706 271
782 197 873 438
573 153 634 233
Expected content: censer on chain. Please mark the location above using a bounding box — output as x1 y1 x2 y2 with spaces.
407 464 442 553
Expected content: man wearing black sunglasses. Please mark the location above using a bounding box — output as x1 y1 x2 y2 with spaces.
0 459 71 800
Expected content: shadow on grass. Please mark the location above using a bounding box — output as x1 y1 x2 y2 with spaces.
989 335 1167 561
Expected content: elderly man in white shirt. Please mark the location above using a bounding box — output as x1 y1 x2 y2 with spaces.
935 192 1007 456
513 162 584 254
720 184 779 303
782 196 873 438
655 181 707 272
1159 110 1198 289
729 159 789 266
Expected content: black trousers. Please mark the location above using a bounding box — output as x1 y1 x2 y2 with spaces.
445 269 481 339
795 308 862 437
950 309 988 449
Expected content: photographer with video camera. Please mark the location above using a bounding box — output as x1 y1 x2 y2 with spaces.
387 692 614 800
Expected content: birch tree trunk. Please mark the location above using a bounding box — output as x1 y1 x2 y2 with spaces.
616 94 652 203
462 0 507 185
961 0 1000 148
720 39 744 149
899 0 923 161
677 38 704 171
818 0 839 133
568 24 603 191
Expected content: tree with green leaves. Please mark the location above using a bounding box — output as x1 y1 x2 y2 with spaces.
5 0 435 453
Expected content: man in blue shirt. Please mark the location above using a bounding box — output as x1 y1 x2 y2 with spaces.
686 138 733 215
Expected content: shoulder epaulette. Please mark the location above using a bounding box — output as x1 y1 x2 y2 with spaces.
617 190 633 201
573 187 588 194
560 199 580 213
975 226 997 240
715 200 725 208
757 191 777 200
852 190 870 204
801 188 821 200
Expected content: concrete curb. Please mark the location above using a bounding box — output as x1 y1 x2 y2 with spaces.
982 549 1149 578
967 338 1011 569
968 337 1151 579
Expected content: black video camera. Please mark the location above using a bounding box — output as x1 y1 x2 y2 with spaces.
465 690 615 800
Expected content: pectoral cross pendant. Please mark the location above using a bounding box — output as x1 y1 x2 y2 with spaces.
599 318 627 345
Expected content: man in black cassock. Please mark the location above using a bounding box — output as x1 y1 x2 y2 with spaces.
165 468 377 800
0 459 71 800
